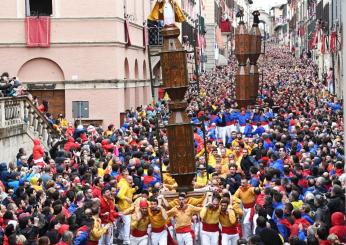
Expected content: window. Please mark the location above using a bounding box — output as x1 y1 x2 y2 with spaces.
26 0 52 16
72 101 89 118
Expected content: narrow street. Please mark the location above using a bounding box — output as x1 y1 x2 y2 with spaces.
0 1 344 245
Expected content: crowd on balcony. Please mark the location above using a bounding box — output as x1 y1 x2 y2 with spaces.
0 73 25 97
0 43 344 245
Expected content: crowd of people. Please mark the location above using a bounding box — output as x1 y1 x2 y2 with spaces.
0 43 344 245
0 73 24 97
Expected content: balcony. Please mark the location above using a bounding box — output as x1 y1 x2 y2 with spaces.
148 26 163 46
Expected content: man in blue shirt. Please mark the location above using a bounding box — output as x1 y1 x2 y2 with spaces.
237 109 252 133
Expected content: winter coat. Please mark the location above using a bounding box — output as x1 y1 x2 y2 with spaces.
329 212 346 242
327 195 345 215
64 137 80 152
32 139 44 161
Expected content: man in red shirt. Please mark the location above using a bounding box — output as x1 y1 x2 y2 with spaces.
99 186 118 245
92 177 104 199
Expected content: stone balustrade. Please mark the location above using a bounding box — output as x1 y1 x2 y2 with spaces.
0 96 58 150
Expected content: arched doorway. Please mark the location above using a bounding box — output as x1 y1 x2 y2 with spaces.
18 57 65 82
18 57 65 117
134 59 139 80
124 58 130 79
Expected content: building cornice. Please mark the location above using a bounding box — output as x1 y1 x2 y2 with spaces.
23 79 151 90
0 41 145 50
0 16 144 30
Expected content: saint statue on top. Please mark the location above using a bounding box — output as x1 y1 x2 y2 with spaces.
148 0 186 26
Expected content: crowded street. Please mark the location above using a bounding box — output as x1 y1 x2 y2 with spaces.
0 42 345 244
0 0 345 245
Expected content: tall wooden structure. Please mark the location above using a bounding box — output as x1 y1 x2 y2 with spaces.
160 26 196 192
235 10 262 108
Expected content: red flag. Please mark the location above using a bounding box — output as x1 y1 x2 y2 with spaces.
124 20 131 46
312 31 318 49
330 31 337 52
320 33 325 54
25 16 51 47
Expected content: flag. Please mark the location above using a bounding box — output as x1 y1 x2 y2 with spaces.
25 16 51 47
320 33 325 54
312 31 318 49
330 31 336 53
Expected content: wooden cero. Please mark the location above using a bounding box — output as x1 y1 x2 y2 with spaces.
160 25 195 192
235 11 262 108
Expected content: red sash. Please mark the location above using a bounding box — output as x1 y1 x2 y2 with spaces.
202 222 219 232
221 226 238 234
87 241 98 245
176 226 193 234
176 226 194 241
226 121 236 126
152 226 165 233
131 229 147 237
243 202 255 209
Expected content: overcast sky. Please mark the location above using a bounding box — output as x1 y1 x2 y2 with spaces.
252 0 287 12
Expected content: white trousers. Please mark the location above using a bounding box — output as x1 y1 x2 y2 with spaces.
225 125 238 138
119 214 131 244
98 224 113 245
176 232 193 245
216 126 227 145
130 235 148 245
239 126 245 134
221 233 239 245
201 230 219 245
242 207 252 240
151 230 167 245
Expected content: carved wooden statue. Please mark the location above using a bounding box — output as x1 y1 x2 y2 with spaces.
148 0 186 26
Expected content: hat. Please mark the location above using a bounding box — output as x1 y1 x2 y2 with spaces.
58 224 70 235
139 200 148 208
261 157 269 162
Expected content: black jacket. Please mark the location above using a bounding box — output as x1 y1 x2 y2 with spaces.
328 195 345 214
240 156 254 179
224 173 241 194
258 227 283 245
251 146 267 161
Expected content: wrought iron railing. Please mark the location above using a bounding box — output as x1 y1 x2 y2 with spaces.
148 26 163 46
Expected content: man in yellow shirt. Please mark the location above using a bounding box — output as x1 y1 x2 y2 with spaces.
148 197 168 245
88 204 111 244
167 193 203 245
165 192 206 210
194 165 210 189
130 200 150 245
117 176 136 245
200 195 221 245
219 198 239 245
234 179 256 240
163 172 178 190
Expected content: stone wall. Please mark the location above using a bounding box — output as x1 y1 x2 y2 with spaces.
0 124 34 163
